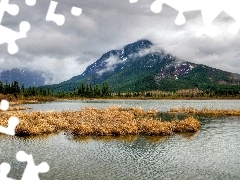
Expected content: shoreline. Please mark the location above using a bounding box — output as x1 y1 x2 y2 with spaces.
56 96 240 101
2 95 240 106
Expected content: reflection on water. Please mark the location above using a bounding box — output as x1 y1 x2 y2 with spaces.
142 135 166 143
2 100 240 179
158 112 189 121
175 132 198 140
71 135 139 143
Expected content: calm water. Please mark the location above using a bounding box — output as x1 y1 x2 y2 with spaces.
25 99 240 112
1 100 240 179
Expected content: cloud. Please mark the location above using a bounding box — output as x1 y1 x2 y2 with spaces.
128 44 165 59
97 55 121 76
0 0 240 84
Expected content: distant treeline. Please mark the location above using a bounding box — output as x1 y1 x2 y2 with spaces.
117 87 240 99
0 80 240 100
0 81 111 99
117 84 240 98
57 83 111 98
0 81 53 98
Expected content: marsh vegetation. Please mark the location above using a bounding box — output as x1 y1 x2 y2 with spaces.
0 106 200 136
169 107 240 116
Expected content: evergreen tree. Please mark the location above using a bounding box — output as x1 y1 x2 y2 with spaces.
0 81 3 94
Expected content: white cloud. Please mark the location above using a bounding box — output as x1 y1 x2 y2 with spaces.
128 45 165 59
97 55 121 76
0 0 240 84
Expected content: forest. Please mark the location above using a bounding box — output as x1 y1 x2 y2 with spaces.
0 80 240 100
0 81 111 99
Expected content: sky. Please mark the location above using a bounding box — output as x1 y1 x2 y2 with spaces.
0 0 240 84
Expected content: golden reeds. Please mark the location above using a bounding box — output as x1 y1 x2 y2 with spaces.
169 107 240 116
8 106 31 111
0 106 200 136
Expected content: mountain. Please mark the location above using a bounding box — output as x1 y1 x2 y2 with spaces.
0 68 51 88
51 39 240 92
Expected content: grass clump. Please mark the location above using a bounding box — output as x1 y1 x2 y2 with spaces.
169 107 240 116
0 106 200 136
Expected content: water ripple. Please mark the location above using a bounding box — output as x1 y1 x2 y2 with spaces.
2 101 240 179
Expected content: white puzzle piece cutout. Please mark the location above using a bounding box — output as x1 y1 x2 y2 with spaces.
0 116 19 136
16 151 50 180
0 0 19 23
46 1 65 26
25 0 36 6
0 163 16 180
131 0 240 36
0 22 30 54
0 0 31 54
0 0 82 53
129 0 138 4
71 7 82 16
0 100 9 111
0 100 19 136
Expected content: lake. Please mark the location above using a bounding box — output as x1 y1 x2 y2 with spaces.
1 99 240 179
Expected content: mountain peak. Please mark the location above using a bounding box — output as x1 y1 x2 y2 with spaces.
129 39 153 47
122 39 153 56
55 39 240 92
99 39 153 60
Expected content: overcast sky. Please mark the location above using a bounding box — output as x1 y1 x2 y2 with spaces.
0 0 240 84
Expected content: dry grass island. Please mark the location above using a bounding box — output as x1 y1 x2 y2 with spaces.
0 106 200 136
169 107 240 116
